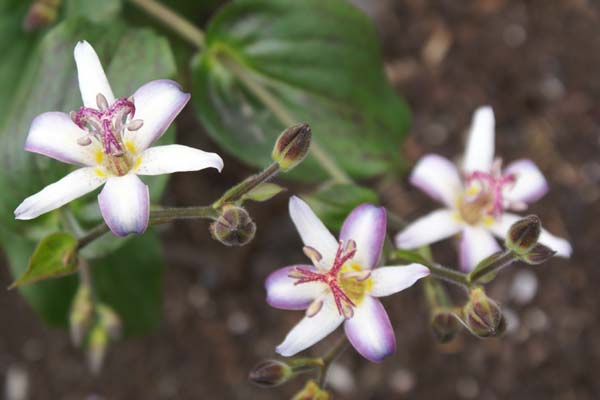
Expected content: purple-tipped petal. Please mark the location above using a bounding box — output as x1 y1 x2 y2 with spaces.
74 41 115 108
136 144 223 175
276 297 344 357
344 296 395 363
459 225 501 272
489 213 572 258
339 204 386 269
410 154 463 207
265 266 324 310
503 159 549 204
125 80 190 153
289 196 338 267
98 174 149 237
370 264 430 297
15 167 106 220
24 112 100 166
463 106 495 175
395 209 462 249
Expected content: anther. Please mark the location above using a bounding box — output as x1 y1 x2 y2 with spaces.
96 93 109 111
345 239 356 253
306 298 324 318
77 136 92 146
341 304 354 319
287 268 305 279
342 270 371 282
303 246 323 267
126 119 144 131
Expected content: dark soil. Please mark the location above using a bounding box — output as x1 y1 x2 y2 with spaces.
1 0 599 399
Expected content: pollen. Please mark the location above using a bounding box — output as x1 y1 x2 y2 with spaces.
95 150 104 164
95 168 107 178
125 139 137 155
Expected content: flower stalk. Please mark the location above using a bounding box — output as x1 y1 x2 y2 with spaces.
388 250 469 288
317 337 348 387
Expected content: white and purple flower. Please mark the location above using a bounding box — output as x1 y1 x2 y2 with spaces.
266 197 430 363
14 41 223 236
395 106 571 271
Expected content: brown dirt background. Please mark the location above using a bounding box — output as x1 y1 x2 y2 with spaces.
1 0 599 399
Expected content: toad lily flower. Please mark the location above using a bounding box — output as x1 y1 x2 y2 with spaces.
265 197 430 362
395 106 572 271
14 41 223 236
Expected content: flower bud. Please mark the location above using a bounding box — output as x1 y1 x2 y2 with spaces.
292 380 330 400
249 359 293 388
86 322 109 375
24 0 60 31
462 287 505 338
209 205 256 246
69 285 94 347
97 304 122 340
430 309 461 343
506 215 541 255
272 123 312 172
521 243 556 265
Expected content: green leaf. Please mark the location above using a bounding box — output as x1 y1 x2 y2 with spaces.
304 183 379 231
192 0 410 181
92 230 164 336
64 0 122 22
242 182 286 202
10 232 78 288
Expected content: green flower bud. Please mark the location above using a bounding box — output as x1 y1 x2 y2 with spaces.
431 309 461 343
24 0 60 31
463 287 505 338
69 285 94 347
292 380 330 400
506 215 541 255
249 359 293 388
272 123 312 172
210 205 256 246
521 243 556 265
97 304 122 340
86 322 109 375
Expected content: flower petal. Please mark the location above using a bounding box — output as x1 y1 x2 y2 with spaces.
135 144 223 176
503 159 548 204
344 296 395 362
125 80 191 153
489 213 572 258
370 264 430 297
409 154 462 207
15 167 105 220
463 106 495 175
395 209 462 249
24 112 101 166
74 40 114 108
339 204 386 269
98 174 149 237
265 266 324 310
289 196 339 267
276 297 344 357
459 226 501 272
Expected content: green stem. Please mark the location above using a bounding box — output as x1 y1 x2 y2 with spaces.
213 162 280 208
221 55 352 184
128 0 205 49
149 206 220 224
317 337 348 387
468 249 516 284
388 250 470 288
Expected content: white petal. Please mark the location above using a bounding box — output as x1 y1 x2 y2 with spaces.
135 144 223 176
395 209 462 249
370 264 430 297
74 41 114 108
24 112 101 166
289 196 339 267
98 174 149 237
503 159 548 204
125 80 190 152
463 106 495 175
489 213 572 258
409 154 462 207
15 167 105 220
265 266 324 310
459 226 501 272
339 204 386 269
276 298 344 357
344 296 395 362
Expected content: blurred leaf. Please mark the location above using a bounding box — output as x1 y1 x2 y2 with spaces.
0 226 78 326
305 183 379 231
92 230 163 336
242 182 285 203
64 0 122 22
10 232 78 288
390 249 433 268
192 0 410 181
